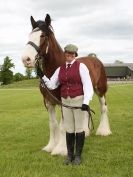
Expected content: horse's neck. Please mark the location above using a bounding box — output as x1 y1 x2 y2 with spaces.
43 42 65 77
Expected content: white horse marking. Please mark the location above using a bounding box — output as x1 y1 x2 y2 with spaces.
42 104 59 152
96 96 112 136
22 29 42 68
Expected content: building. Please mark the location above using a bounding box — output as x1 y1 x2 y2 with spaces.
104 63 133 79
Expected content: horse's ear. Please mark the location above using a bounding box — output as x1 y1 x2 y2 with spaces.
45 14 51 27
30 16 37 29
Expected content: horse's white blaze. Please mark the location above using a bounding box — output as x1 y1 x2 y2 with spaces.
96 96 112 136
22 29 41 67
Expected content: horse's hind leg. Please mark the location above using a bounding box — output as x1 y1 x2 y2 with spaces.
96 96 112 136
42 103 59 152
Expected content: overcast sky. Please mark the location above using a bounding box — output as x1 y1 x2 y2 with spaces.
0 0 133 74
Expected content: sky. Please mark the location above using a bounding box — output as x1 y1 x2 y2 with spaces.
0 0 133 74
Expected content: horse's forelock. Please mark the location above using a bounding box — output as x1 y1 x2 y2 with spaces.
35 20 53 35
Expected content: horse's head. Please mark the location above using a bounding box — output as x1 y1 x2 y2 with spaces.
22 14 52 68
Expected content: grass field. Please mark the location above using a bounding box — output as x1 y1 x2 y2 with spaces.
0 82 133 177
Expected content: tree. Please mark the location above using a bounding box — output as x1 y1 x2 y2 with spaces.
0 56 15 85
25 68 33 79
13 73 24 82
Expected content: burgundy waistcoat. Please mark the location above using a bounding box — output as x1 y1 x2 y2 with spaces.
58 60 83 98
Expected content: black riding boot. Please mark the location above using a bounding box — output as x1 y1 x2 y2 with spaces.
74 131 85 165
64 132 75 165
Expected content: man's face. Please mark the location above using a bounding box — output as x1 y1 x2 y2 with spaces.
64 51 76 62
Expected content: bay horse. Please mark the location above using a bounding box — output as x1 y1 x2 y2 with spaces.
22 14 112 156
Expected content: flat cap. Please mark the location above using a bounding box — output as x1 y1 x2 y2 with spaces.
64 44 78 56
64 44 78 52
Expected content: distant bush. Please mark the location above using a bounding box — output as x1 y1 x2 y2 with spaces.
13 73 24 82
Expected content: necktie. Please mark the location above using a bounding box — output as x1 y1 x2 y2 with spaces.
67 64 71 68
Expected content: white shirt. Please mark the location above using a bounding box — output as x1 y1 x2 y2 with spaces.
42 60 94 105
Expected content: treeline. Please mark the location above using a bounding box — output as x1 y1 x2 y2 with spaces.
0 56 37 85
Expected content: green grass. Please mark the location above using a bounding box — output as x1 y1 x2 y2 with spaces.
0 84 133 177
0 79 39 88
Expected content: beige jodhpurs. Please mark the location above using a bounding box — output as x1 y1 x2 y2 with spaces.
62 95 86 133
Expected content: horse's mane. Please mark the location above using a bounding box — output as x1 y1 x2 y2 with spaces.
35 21 53 35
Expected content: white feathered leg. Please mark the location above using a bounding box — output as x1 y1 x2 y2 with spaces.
51 117 67 156
96 96 112 136
42 104 59 152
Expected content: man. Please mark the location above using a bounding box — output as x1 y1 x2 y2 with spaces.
38 44 94 165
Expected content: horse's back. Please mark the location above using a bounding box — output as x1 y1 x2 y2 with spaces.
77 56 107 96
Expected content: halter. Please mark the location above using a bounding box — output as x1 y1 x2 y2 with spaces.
27 37 49 56
27 41 40 54
27 31 49 68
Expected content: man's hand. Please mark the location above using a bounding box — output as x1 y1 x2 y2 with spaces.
81 104 88 111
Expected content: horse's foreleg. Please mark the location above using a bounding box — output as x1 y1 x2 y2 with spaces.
51 117 67 156
42 104 59 152
96 96 112 136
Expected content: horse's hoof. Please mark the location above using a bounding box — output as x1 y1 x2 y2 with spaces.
51 146 67 156
51 147 61 155
51 150 59 155
96 129 112 136
60 149 67 156
42 144 54 152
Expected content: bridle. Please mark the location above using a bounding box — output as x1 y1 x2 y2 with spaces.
27 28 95 130
27 29 49 68
27 37 49 58
27 41 40 54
